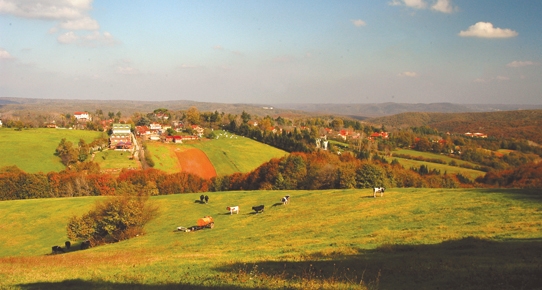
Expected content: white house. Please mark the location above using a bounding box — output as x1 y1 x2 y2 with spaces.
74 111 91 122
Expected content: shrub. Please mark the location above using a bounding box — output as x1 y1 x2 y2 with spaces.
67 195 158 245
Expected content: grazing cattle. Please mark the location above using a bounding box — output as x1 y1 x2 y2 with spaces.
204 195 209 203
200 195 205 202
51 245 64 254
226 206 239 214
65 241 71 250
80 240 91 250
252 205 265 213
281 195 290 205
373 187 385 198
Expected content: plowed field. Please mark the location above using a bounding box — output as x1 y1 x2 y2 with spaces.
174 148 217 179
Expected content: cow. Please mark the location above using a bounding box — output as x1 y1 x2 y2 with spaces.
281 195 290 205
252 205 265 213
204 195 209 203
65 241 71 250
51 245 64 254
373 187 385 198
200 195 205 203
226 206 239 214
80 240 91 250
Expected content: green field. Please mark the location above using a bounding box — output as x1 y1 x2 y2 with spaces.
393 149 480 168
147 131 288 175
93 150 140 171
0 128 106 173
1 188 541 289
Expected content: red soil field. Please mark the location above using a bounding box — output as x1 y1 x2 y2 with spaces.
174 148 217 179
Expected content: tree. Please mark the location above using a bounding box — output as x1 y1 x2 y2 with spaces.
186 106 200 125
67 195 158 245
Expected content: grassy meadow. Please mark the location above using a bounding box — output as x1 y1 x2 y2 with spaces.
392 149 480 168
93 150 140 171
1 188 541 289
147 131 288 175
0 128 106 173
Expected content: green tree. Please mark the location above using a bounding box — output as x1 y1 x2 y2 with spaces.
67 195 158 245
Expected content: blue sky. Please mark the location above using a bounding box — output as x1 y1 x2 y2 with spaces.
1 0 540 104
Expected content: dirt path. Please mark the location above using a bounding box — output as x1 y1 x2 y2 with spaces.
174 148 217 179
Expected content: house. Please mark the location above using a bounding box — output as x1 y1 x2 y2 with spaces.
109 133 132 149
45 121 57 128
135 125 150 137
112 123 131 134
370 132 389 139
172 135 183 143
191 125 204 137
74 111 91 122
150 122 162 132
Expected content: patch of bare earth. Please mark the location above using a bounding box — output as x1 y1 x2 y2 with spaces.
174 148 217 179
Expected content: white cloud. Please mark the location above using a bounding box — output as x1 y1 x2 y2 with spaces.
496 76 510 81
213 45 224 50
431 0 456 13
507 61 539 68
389 0 427 9
399 71 418 77
116 66 140 75
57 31 79 44
351 19 366 27
57 31 118 46
59 16 99 30
390 0 457 13
0 0 92 20
459 22 518 38
0 48 13 59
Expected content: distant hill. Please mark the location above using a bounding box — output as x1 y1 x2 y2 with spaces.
2 97 541 119
273 102 542 118
368 110 542 144
0 97 308 119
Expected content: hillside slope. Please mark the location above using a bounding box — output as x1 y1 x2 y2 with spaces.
369 110 542 144
1 188 541 289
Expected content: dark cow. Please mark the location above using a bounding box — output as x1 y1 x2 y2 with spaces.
373 187 385 198
252 205 265 213
51 245 65 254
281 195 290 205
204 195 209 203
200 195 205 202
80 240 91 250
65 241 71 250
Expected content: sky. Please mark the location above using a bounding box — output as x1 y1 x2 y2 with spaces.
0 0 541 104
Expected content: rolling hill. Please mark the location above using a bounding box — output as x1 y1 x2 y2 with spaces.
368 110 542 144
1 188 541 289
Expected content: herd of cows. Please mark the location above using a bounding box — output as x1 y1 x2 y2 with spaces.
51 188 384 254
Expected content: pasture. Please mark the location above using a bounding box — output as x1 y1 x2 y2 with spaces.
385 156 485 180
93 150 140 172
0 128 106 173
392 149 480 168
1 188 541 289
147 131 288 176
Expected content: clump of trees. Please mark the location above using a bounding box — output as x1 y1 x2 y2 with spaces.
67 195 158 246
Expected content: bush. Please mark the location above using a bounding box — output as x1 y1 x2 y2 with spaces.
67 195 158 245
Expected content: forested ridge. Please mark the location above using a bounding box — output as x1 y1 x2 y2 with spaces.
369 110 542 144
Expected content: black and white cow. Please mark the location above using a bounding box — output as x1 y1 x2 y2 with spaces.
52 245 65 254
200 195 205 203
281 195 290 205
252 205 265 213
204 195 209 203
373 187 385 198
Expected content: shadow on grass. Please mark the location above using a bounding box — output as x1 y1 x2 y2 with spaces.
477 188 542 203
212 237 542 290
20 237 542 290
18 280 256 290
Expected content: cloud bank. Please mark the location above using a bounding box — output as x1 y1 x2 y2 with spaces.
459 22 518 38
